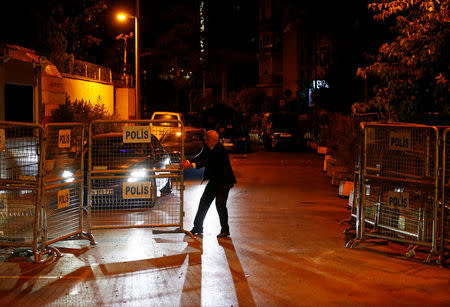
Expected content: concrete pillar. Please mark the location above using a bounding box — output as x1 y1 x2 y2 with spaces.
33 62 42 124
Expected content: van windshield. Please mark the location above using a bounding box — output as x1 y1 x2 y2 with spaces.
152 114 179 127
153 114 178 121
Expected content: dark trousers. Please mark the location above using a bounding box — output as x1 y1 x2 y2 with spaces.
193 181 231 233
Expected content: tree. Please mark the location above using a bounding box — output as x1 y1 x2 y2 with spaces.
357 0 449 123
1 1 109 70
47 0 109 69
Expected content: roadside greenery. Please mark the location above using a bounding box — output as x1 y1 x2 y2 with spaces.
51 96 115 124
356 0 449 123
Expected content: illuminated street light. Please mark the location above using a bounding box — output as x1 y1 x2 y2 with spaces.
117 8 140 119
117 13 127 21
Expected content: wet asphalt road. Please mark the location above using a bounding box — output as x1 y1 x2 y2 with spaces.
0 151 449 306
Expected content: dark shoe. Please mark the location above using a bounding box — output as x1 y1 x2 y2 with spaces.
190 228 203 236
217 232 230 238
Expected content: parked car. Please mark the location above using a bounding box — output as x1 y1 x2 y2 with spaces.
264 112 303 151
159 127 205 162
218 123 251 153
150 112 183 140
87 132 172 209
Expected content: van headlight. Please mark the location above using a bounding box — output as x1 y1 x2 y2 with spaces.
62 170 74 183
164 157 171 165
128 168 146 183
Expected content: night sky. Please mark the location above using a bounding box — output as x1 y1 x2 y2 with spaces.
1 1 384 70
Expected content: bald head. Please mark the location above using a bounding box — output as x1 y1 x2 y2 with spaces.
205 130 219 149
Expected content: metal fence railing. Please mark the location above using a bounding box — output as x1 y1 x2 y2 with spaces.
41 123 94 258
87 120 188 235
0 122 44 261
0 122 96 262
61 59 112 83
0 119 192 262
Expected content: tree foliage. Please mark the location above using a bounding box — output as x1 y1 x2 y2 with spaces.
52 0 109 68
23 0 109 70
357 0 449 123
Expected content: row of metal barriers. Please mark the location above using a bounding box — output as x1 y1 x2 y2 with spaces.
344 123 450 264
0 120 188 262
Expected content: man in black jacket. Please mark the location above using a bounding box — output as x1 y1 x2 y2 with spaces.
180 130 237 238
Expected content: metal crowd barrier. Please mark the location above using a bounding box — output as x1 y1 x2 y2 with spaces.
87 120 189 236
347 123 440 263
0 122 44 261
41 123 95 258
441 128 450 263
0 122 97 262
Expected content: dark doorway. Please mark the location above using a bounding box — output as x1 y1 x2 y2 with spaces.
4 83 33 123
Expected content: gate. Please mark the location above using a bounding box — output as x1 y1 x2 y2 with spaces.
0 122 43 261
41 123 94 258
87 120 188 235
348 123 440 262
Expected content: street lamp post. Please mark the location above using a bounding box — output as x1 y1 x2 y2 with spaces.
134 14 140 119
117 2 140 119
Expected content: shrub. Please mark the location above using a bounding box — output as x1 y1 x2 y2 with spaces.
51 95 116 124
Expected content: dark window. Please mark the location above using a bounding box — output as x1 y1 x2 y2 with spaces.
5 84 33 122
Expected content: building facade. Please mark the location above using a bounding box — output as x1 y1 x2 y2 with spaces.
257 0 334 112
0 44 134 124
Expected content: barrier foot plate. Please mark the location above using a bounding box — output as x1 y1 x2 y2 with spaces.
346 238 360 249
11 248 35 258
405 244 418 258
80 232 96 245
35 246 62 263
153 228 194 238
9 248 40 263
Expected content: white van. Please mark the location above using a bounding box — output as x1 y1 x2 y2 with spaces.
150 112 184 140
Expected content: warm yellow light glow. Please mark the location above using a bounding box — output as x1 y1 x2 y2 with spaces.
117 13 127 21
